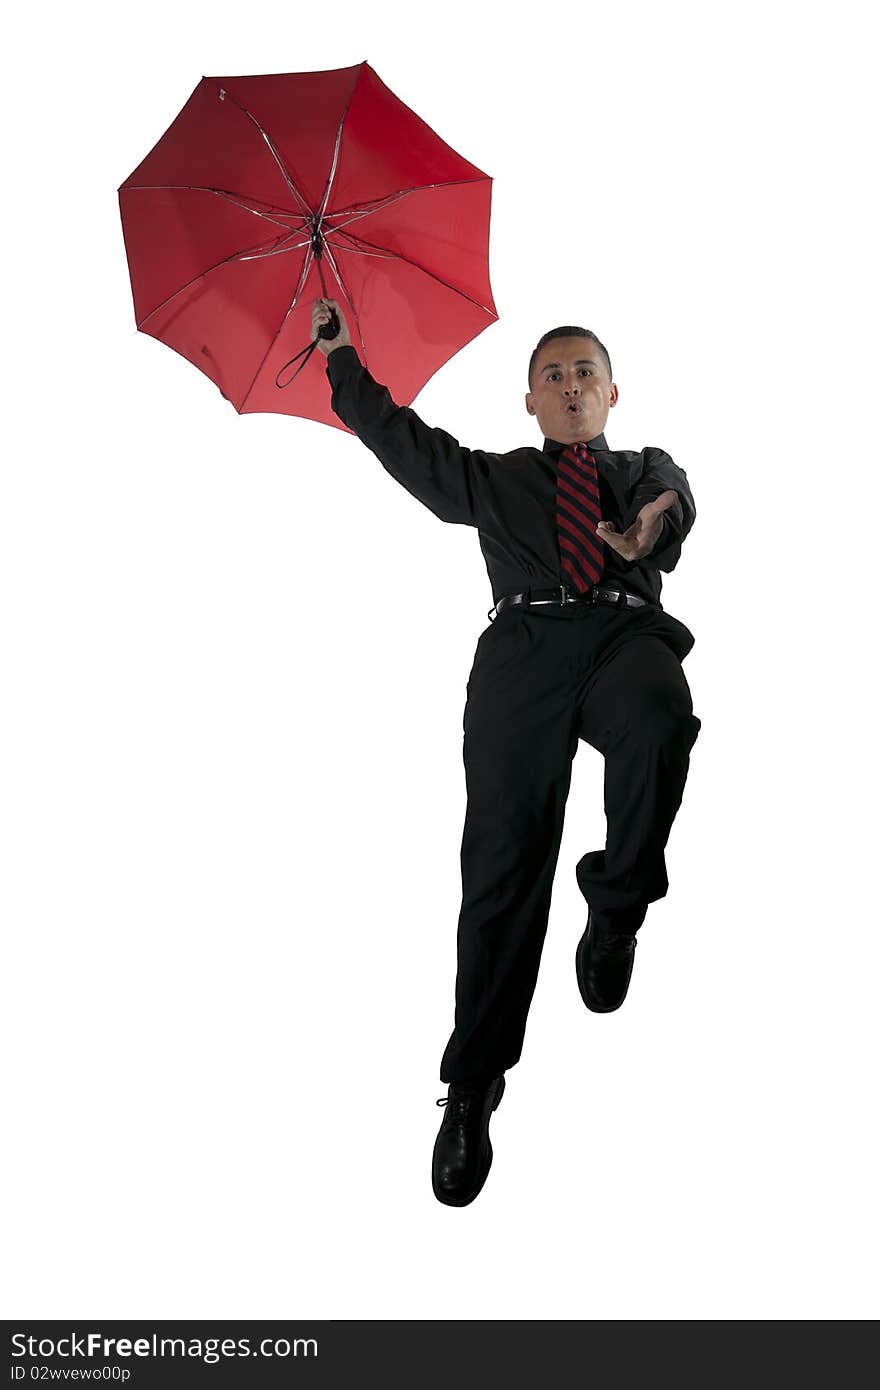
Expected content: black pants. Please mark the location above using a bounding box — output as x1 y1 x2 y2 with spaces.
439 599 701 1086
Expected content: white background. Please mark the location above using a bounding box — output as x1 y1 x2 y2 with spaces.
3 0 877 1321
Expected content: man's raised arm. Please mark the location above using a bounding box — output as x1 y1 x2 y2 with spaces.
627 446 697 573
314 299 486 529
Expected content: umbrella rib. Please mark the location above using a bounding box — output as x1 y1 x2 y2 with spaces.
122 183 307 231
325 179 489 235
239 246 316 412
216 84 314 221
326 239 396 260
329 229 496 318
237 237 311 261
316 70 361 227
136 229 300 330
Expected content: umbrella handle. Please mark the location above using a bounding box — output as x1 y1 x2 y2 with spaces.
317 308 340 341
275 309 340 389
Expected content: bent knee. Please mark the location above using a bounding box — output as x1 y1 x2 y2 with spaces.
625 690 700 747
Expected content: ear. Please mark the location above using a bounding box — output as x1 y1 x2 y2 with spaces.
525 392 534 415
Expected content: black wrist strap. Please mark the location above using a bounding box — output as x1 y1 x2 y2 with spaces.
275 303 340 389
275 338 319 388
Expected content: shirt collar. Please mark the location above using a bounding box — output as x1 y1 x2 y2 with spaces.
542 430 609 455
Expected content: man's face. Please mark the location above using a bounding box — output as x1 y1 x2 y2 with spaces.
525 337 618 443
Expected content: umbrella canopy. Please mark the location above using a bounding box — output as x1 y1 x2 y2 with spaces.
117 61 498 432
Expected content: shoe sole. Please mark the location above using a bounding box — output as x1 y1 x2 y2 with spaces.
432 1074 506 1207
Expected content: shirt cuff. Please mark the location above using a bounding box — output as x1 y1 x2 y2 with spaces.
648 513 673 555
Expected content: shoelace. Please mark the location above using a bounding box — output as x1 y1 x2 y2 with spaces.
436 1090 479 1121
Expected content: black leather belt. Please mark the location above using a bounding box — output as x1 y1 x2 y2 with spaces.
488 585 651 621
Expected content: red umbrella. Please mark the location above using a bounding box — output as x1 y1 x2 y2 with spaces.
118 61 498 432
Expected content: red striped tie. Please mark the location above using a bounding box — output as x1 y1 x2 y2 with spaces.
556 441 605 592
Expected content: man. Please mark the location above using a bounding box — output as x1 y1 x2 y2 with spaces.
312 298 701 1208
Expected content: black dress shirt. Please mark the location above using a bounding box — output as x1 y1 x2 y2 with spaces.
326 345 696 608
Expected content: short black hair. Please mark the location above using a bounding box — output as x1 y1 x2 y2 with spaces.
528 325 612 392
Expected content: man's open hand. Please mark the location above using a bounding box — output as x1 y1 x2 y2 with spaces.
596 490 679 561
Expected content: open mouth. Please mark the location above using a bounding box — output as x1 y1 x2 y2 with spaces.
565 402 581 414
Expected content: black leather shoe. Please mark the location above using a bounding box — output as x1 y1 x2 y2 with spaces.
576 907 642 1012
432 1074 506 1207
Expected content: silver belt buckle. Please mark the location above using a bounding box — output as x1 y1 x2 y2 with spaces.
559 584 570 604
